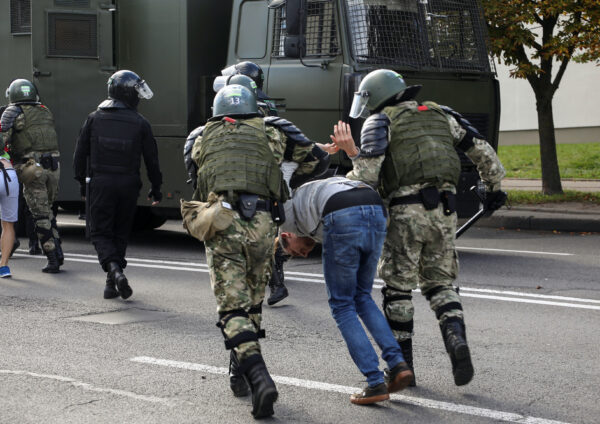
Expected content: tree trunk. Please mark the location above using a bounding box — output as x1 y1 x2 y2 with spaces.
535 92 563 195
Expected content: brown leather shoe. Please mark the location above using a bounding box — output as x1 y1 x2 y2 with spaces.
350 383 389 405
385 362 414 393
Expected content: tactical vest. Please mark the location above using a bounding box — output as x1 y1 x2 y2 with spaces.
196 117 286 203
10 105 59 160
89 108 143 175
379 101 461 198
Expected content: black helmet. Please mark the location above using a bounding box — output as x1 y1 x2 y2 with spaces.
212 85 258 118
107 70 153 109
221 61 265 90
5 79 39 103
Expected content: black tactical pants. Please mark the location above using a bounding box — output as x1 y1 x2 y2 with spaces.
89 174 141 272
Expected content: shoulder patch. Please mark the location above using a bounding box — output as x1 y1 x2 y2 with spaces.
359 113 390 157
0 104 23 132
264 116 312 146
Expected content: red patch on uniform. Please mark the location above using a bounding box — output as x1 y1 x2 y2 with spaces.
223 117 236 123
417 105 429 111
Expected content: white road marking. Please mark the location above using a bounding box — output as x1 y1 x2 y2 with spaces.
12 252 599 310
0 369 176 406
130 356 570 424
456 246 574 256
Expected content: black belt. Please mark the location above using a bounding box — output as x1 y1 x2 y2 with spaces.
389 194 422 207
390 189 457 215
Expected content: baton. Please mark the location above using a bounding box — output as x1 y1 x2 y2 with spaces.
455 185 486 239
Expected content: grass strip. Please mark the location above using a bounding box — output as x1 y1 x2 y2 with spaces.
507 190 600 205
498 143 600 179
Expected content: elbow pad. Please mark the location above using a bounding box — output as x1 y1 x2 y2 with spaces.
359 113 389 157
183 126 204 187
264 116 312 160
0 104 23 132
439 105 483 151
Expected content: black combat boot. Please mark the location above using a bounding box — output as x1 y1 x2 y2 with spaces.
29 238 42 255
267 246 289 306
108 262 132 299
42 249 60 273
399 339 416 387
229 350 249 397
54 238 64 266
103 275 120 299
240 355 278 419
440 317 474 386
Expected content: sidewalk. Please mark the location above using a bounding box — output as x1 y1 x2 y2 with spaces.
469 178 600 233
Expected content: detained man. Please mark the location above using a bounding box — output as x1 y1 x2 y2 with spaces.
279 175 414 405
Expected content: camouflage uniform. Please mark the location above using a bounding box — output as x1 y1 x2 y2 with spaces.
192 120 319 362
1 104 61 253
346 101 505 341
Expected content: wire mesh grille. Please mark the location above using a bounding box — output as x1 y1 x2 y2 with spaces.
272 0 340 58
10 0 31 35
344 0 494 73
48 13 98 58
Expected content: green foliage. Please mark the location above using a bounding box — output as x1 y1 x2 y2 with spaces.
482 0 600 79
507 190 600 205
498 143 600 179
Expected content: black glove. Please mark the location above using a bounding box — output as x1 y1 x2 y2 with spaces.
483 190 507 216
148 186 162 202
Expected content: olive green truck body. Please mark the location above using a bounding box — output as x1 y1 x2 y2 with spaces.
0 0 499 222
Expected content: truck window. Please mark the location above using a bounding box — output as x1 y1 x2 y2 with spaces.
344 0 493 73
271 0 340 58
10 0 31 35
237 1 268 59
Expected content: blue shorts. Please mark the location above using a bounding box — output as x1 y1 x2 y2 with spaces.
0 168 19 222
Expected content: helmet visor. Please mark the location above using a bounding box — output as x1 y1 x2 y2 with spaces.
135 80 154 99
221 64 238 77
212 76 229 93
349 91 370 119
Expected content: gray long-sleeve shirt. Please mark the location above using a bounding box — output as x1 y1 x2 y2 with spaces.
281 176 374 243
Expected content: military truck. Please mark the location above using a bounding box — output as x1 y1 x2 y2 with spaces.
0 0 499 228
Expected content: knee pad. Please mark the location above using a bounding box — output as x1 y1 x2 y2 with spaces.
424 286 463 320
217 309 264 350
382 286 414 333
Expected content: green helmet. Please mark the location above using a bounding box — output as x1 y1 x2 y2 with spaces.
212 74 258 98
349 70 407 119
5 79 39 103
212 84 258 118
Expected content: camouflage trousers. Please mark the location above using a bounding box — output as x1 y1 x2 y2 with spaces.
377 203 462 341
204 211 277 362
17 162 60 252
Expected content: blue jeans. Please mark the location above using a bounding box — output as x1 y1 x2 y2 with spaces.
322 205 405 387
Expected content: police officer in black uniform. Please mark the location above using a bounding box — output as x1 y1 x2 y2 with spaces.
73 70 162 300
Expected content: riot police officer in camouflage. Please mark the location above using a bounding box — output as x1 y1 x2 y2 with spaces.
73 70 162 300
186 84 329 419
0 79 63 273
332 69 506 388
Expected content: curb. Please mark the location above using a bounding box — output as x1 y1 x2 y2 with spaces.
470 210 600 233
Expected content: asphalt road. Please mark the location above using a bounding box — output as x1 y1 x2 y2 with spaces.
0 214 598 424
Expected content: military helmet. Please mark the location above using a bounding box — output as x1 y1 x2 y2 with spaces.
349 69 408 119
212 84 258 118
5 79 39 103
212 74 258 98
107 70 153 109
221 61 265 90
